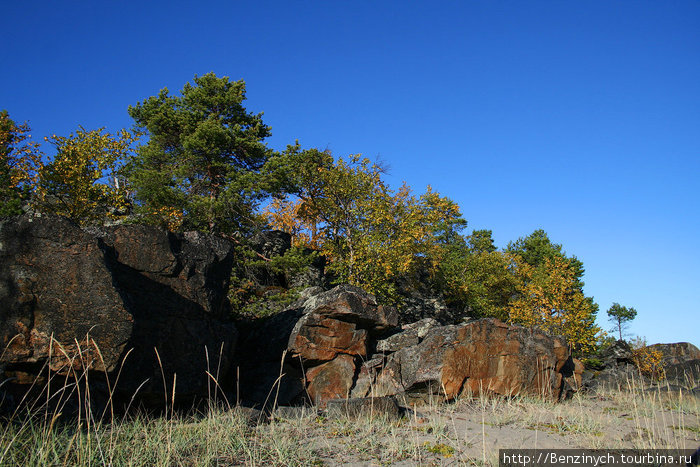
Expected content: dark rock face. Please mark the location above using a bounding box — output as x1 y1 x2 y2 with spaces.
582 340 646 392
664 359 700 388
234 303 308 407
0 216 587 412
376 318 440 353
249 230 292 260
287 249 325 288
0 214 238 408
396 291 454 325
601 340 634 368
647 342 700 366
0 216 133 377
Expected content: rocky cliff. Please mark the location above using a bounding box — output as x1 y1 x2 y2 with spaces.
0 214 238 409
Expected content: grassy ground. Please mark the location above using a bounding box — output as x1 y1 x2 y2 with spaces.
1 376 698 466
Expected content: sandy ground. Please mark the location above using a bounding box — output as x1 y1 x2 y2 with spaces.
264 387 700 466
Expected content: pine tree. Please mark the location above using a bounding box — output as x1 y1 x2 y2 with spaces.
127 73 274 233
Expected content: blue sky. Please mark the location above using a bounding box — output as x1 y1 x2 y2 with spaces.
2 1 698 345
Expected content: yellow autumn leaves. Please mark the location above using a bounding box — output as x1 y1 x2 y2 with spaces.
507 255 600 352
0 111 44 217
265 153 601 352
36 127 140 224
265 154 466 305
2 108 602 352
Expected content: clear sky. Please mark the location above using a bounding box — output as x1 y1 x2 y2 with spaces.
2 1 698 346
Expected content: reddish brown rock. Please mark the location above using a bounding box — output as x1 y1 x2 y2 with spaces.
287 285 399 406
305 354 357 405
570 358 585 390
353 318 577 402
0 216 133 376
290 315 368 362
442 320 571 398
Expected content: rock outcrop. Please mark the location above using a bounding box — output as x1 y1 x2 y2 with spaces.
375 318 440 353
647 342 700 366
582 341 700 392
664 360 700 388
287 285 398 405
0 214 587 413
241 287 581 407
0 214 238 408
601 340 634 368
352 318 580 403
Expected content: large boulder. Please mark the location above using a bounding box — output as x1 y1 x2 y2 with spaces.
601 340 634 368
647 342 700 366
352 318 579 402
287 285 398 405
0 214 238 408
234 285 398 408
242 288 580 407
376 318 440 353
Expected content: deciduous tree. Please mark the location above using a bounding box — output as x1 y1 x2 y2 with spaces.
37 127 138 224
268 152 466 305
0 111 42 217
434 230 518 320
507 255 600 352
507 229 586 289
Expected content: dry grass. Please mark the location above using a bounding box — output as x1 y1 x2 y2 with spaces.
1 338 698 466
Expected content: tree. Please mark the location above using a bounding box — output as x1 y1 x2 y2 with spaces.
264 196 324 249
507 255 600 353
0 111 42 217
467 229 497 254
439 245 518 321
267 152 466 305
505 230 600 352
507 229 598 322
127 73 275 233
606 302 637 341
36 127 138 224
507 229 586 289
434 229 517 320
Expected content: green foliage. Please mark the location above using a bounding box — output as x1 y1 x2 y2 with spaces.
580 357 605 370
36 127 138 224
468 229 497 254
507 254 600 353
504 230 600 353
606 302 637 341
507 229 586 289
423 441 455 457
3 83 608 353
127 73 278 234
0 111 42 217
436 232 517 320
228 245 315 317
271 152 467 305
